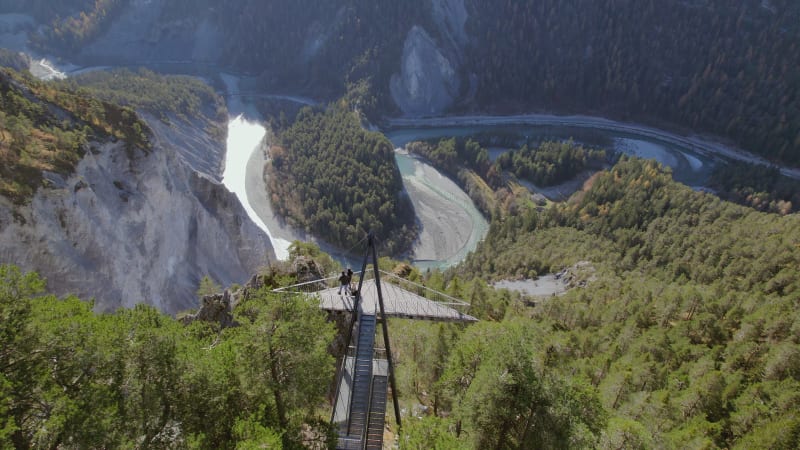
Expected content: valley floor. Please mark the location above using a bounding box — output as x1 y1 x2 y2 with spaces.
243 131 483 267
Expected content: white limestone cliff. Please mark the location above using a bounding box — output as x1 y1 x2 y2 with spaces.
390 25 461 116
390 0 471 116
0 118 274 314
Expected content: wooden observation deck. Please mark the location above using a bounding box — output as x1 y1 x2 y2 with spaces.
273 234 477 449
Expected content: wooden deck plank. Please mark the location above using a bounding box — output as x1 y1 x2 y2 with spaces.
317 279 477 322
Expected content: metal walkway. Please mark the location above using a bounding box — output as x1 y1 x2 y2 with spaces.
319 278 477 322
274 233 478 449
333 313 388 449
366 375 388 449
275 270 478 323
347 314 376 440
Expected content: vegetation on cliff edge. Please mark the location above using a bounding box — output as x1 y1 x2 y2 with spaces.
59 68 226 126
423 157 800 448
0 68 149 204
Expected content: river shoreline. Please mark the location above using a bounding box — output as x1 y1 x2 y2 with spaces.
386 114 800 180
238 118 487 269
3 10 796 183
393 150 489 269
6 17 796 269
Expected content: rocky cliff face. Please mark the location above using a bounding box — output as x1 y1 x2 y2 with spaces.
431 0 469 53
390 0 470 116
390 25 461 116
0 117 274 314
146 113 226 183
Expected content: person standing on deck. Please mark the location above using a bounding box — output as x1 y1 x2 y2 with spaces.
338 271 348 295
346 268 354 295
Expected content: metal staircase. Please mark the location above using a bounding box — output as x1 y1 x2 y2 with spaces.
282 233 478 449
365 375 388 449
333 233 407 449
335 310 389 449
346 314 377 438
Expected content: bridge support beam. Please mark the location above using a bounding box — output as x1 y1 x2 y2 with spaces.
369 232 402 429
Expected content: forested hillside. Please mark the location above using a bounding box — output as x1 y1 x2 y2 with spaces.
495 140 608 187
216 0 428 102
2 1 799 447
0 264 335 449
4 158 799 448
0 0 129 52
267 106 417 254
0 68 149 204
0 49 27 72
228 0 799 166
215 0 799 166
464 0 800 165
59 68 225 123
411 157 800 448
709 161 800 214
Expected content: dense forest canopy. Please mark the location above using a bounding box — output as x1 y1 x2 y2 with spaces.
214 0 431 101
344 146 797 448
709 161 800 214
468 159 800 447
267 106 417 254
494 140 608 187
6 153 799 447
0 49 27 72
2 1 800 447
463 0 800 165
0 264 336 449
173 0 800 166
405 137 490 184
0 0 130 52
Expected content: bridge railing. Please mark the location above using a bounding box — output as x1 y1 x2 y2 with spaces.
271 274 340 295
272 269 473 315
375 270 472 313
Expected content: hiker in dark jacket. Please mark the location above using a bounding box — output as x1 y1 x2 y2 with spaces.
346 268 354 295
338 271 348 295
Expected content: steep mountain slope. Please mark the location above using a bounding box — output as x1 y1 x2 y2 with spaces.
0 265 335 448
31 0 792 166
0 70 273 313
62 68 228 181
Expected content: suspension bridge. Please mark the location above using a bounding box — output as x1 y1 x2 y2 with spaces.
274 234 477 449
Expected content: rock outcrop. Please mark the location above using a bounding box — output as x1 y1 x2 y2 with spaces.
0 116 275 314
390 1 471 116
180 290 235 328
179 255 327 327
291 255 327 286
145 113 226 182
390 25 461 116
